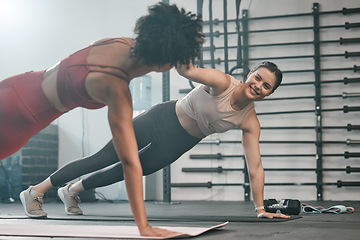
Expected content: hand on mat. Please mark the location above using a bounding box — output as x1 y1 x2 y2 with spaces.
140 225 182 238
257 211 291 219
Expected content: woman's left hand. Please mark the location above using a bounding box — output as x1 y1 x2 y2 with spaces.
257 210 291 219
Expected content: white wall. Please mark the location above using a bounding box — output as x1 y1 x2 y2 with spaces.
170 0 360 202
0 0 160 200
1 0 359 201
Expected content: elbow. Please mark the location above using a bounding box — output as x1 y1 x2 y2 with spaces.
121 156 140 168
122 157 143 174
248 165 264 180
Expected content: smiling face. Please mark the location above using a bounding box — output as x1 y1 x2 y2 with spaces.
244 67 277 100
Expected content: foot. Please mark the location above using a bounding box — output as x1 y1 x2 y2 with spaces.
57 184 83 215
19 186 47 218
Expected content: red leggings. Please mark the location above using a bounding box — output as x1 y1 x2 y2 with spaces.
0 71 63 160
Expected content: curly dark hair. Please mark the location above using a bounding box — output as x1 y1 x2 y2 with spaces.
132 2 203 66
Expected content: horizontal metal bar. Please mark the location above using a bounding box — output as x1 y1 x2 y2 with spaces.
340 37 360 44
256 109 314 115
246 23 359 34
261 95 323 101
183 167 242 173
341 7 360 15
281 65 360 74
338 180 360 187
170 181 352 188
248 26 313 34
256 109 316 116
344 92 360 98
171 180 360 188
182 166 359 173
261 92 360 101
256 105 360 115
171 182 215 188
247 51 360 61
202 8 360 25
202 38 359 51
350 140 360 144
345 22 360 29
189 152 360 159
248 8 360 21
260 124 360 131
343 106 360 112
247 40 324 48
242 12 312 21
199 138 360 145
203 22 360 37
250 55 313 61
280 77 360 87
345 51 360 58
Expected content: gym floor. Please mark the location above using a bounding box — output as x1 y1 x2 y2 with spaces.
0 200 359 239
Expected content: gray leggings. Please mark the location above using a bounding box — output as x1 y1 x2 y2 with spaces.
50 101 201 190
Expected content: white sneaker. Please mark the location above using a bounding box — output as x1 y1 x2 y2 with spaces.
19 186 47 218
57 184 83 215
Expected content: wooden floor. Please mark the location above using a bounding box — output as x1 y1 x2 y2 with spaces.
0 200 359 239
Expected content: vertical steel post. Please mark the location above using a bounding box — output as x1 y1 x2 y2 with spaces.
223 0 229 73
162 0 171 203
208 0 216 69
241 9 250 201
241 9 249 81
197 0 204 67
162 71 171 203
197 0 204 21
313 2 323 201
243 155 251 201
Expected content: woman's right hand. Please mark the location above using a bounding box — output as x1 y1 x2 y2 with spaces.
139 225 182 238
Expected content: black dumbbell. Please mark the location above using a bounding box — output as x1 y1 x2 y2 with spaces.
264 199 301 215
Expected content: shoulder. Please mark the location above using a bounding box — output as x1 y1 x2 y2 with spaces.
91 37 134 46
210 72 232 96
239 111 260 133
117 37 135 46
229 75 242 86
212 74 240 97
91 38 111 45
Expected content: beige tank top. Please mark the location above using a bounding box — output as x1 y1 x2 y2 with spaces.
178 76 255 136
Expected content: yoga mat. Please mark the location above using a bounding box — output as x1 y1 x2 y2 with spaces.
0 221 228 239
0 214 301 222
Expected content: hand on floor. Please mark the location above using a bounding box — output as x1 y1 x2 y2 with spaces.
140 225 182 238
257 211 291 219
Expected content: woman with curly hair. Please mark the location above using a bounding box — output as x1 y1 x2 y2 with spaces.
1 2 202 238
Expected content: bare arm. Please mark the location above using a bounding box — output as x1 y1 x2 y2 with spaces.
106 81 148 229
86 75 180 237
176 63 230 95
241 112 290 219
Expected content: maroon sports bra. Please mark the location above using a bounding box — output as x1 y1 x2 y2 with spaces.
56 38 132 110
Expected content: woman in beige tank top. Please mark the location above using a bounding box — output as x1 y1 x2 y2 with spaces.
175 61 283 218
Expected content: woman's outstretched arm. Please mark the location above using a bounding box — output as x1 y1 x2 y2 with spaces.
241 112 290 219
176 63 230 95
